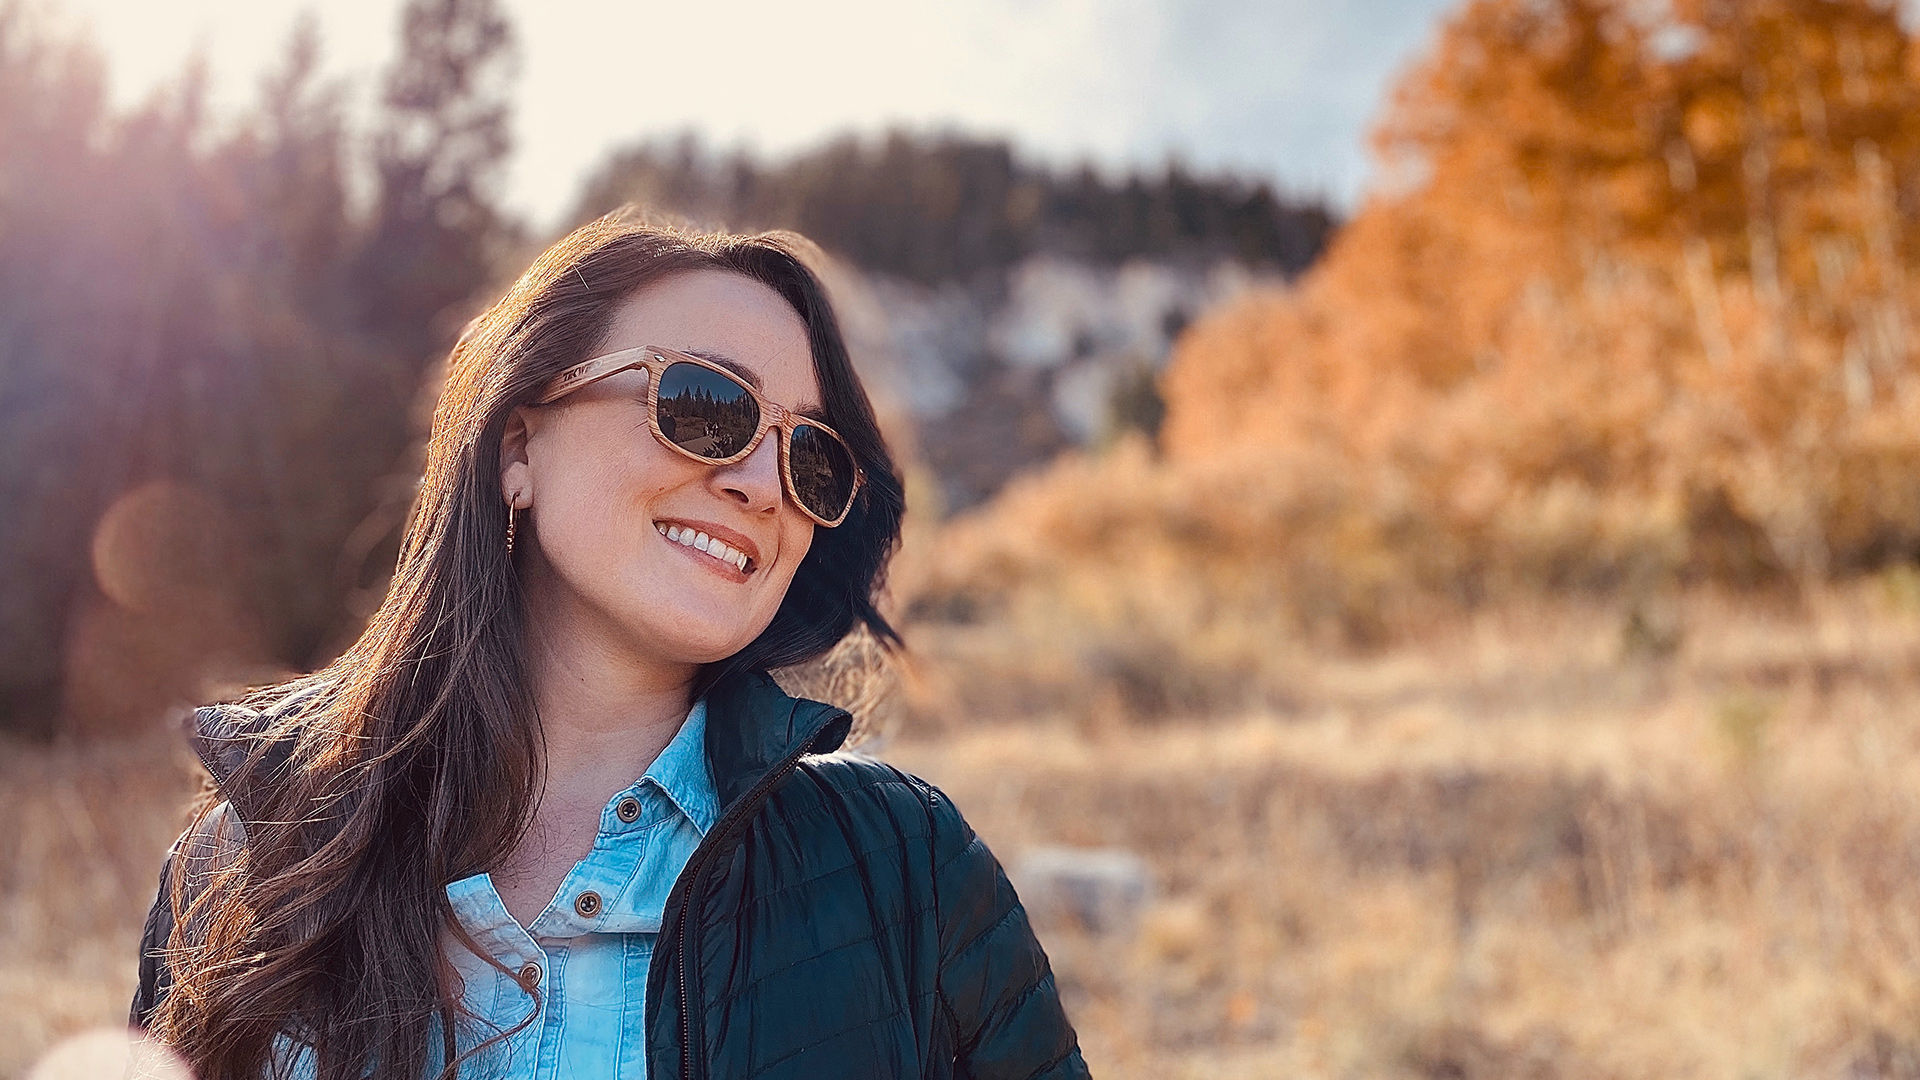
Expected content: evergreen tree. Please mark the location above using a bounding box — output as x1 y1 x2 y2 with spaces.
354 0 516 365
572 131 1334 284
0 0 519 736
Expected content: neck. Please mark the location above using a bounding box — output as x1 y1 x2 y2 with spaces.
495 562 702 925
519 560 700 796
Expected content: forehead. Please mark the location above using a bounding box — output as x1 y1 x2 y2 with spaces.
597 270 821 410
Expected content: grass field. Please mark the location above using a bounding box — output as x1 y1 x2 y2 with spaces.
8 584 1920 1078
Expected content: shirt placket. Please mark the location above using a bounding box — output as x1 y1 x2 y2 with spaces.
529 817 644 1078
442 875 547 1074
442 700 713 1080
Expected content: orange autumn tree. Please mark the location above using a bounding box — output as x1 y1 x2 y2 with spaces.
1164 0 1920 589
910 0 1920 695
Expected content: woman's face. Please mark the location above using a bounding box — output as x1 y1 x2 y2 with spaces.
502 269 821 668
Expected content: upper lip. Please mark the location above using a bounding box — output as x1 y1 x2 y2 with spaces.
652 517 764 568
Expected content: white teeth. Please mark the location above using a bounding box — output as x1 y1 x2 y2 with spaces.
660 523 751 573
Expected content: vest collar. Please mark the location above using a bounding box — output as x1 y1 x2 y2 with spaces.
701 669 852 812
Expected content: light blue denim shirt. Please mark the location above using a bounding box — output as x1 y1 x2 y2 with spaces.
430 699 717 1079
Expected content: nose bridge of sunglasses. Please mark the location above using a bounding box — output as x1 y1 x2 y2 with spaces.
734 427 785 471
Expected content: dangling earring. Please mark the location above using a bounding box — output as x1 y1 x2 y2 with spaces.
506 492 521 556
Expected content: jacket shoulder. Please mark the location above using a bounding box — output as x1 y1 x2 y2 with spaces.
793 750 921 793
790 751 952 812
787 754 1089 1078
131 799 247 1028
787 752 980 861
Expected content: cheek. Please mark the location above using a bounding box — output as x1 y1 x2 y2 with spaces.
761 519 816 599
533 425 669 547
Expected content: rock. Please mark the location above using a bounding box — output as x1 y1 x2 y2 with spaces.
1009 846 1153 934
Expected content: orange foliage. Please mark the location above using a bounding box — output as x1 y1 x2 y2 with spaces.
1164 0 1920 584
911 0 1920 701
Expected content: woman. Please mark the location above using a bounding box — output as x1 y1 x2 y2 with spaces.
130 216 1089 1080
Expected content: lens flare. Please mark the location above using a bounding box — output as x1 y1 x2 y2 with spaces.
26 1028 192 1080
90 480 232 614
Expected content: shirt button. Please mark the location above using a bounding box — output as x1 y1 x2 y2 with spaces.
616 797 641 823
518 961 542 989
575 890 603 918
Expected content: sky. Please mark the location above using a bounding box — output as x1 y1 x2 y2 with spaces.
45 0 1461 229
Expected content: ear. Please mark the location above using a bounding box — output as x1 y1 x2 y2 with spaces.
500 407 536 508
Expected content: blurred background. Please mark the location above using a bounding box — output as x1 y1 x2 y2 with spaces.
7 0 1920 1075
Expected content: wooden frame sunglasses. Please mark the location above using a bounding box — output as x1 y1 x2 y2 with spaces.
534 345 865 527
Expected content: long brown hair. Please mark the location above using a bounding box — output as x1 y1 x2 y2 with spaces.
150 216 906 1080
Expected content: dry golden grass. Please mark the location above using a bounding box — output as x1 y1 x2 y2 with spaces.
0 730 201 1078
10 583 1920 1078
888 580 1920 1080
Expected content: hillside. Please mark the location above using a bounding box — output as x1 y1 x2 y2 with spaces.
904 0 1920 708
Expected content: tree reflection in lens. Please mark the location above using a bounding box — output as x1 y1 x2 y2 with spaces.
789 424 856 521
656 363 759 459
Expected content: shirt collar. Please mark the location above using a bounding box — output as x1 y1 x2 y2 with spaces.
639 697 718 836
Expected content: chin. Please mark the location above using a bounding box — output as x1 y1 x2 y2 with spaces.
629 606 764 666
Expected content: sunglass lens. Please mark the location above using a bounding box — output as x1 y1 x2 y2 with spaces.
656 362 759 459
789 424 858 522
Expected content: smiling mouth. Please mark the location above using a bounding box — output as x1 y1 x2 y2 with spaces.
654 522 755 574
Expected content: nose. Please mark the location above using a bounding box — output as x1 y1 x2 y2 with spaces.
712 431 784 515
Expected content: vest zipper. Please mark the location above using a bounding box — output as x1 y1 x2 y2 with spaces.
664 721 840 1080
